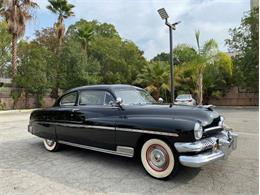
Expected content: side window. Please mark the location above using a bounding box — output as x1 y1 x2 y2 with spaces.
104 92 115 105
79 90 115 105
60 92 77 106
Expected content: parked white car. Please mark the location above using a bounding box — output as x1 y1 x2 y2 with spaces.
175 94 196 106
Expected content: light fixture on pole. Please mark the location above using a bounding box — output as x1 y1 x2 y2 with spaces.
157 8 181 104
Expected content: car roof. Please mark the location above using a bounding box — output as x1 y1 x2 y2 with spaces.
64 84 142 94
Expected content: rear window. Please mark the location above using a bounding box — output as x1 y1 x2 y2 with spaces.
60 92 77 106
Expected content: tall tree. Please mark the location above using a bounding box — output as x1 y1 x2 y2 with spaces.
46 0 74 98
0 20 11 78
66 19 146 84
75 23 94 55
0 0 38 77
225 8 259 91
47 0 74 46
15 41 51 107
192 30 218 104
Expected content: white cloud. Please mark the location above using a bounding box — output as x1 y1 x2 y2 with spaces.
31 0 250 59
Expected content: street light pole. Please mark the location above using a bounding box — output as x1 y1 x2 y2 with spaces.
167 19 174 104
158 8 180 104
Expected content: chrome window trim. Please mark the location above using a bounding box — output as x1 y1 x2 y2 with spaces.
57 140 134 157
33 121 179 137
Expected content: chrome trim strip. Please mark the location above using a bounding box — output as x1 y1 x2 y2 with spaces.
35 121 115 131
58 123 115 130
116 146 134 156
204 126 222 132
33 121 179 137
58 141 134 157
116 127 179 137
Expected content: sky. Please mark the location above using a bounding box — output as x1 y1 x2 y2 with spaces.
25 0 250 60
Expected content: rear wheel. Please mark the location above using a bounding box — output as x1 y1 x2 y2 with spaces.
43 139 59 152
141 138 179 179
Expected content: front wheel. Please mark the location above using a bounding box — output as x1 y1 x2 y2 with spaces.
43 139 60 152
141 138 179 179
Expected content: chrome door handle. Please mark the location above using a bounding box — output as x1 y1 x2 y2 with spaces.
72 108 80 112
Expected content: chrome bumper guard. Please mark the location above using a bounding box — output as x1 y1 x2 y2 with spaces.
175 130 238 168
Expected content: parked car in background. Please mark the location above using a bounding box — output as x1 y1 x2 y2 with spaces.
28 85 237 179
175 94 196 106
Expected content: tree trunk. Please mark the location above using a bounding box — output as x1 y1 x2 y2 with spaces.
25 91 29 109
11 34 17 78
50 33 63 99
50 84 59 99
151 87 160 101
198 72 203 105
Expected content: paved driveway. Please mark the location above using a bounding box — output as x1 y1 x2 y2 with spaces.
0 107 258 195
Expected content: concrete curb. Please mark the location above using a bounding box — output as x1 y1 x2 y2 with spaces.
215 106 259 109
0 109 36 114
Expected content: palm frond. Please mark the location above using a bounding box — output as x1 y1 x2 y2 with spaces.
195 29 200 53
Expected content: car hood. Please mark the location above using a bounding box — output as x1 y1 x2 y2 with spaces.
123 104 220 127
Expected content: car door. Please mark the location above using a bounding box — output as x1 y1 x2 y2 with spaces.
60 89 119 150
55 91 81 142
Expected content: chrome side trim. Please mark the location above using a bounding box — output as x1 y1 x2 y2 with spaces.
116 127 179 137
58 123 115 130
36 121 115 131
33 121 179 137
58 140 134 157
204 126 222 132
116 146 134 157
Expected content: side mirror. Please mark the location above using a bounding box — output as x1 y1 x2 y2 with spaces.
158 97 164 104
116 97 123 105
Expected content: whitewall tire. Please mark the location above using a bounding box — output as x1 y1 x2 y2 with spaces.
43 139 59 152
141 138 178 179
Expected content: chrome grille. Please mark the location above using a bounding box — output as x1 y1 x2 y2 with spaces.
201 138 216 150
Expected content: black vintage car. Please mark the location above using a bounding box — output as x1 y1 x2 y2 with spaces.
28 84 238 179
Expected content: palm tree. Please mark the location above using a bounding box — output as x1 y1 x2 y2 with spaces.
47 0 74 47
192 30 218 104
75 24 94 55
135 61 170 101
46 0 74 98
0 0 38 77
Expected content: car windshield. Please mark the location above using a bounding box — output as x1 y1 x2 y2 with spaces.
177 94 191 99
114 88 156 105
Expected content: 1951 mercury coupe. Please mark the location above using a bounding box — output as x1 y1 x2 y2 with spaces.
28 84 238 179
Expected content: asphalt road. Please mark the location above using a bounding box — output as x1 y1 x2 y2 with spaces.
0 107 258 195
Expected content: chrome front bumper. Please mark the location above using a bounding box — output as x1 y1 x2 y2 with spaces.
174 130 238 168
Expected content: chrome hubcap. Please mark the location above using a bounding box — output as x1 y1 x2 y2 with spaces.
46 139 55 146
146 144 169 172
150 149 166 168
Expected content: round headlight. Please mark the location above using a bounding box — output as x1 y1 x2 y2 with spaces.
218 116 224 128
194 122 203 140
